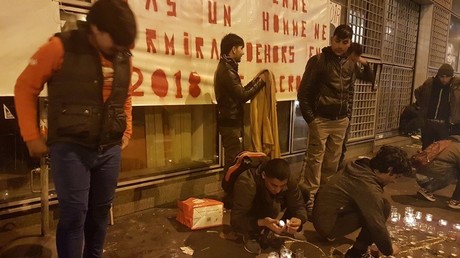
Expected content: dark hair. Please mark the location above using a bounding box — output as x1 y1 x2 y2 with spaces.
333 24 353 40
220 33 244 55
370 146 411 174
87 0 137 47
349 42 363 56
261 158 290 181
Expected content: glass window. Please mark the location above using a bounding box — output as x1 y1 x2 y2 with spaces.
120 105 219 181
277 101 291 154
292 101 308 152
448 15 460 73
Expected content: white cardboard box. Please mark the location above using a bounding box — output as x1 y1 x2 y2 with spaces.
176 198 223 230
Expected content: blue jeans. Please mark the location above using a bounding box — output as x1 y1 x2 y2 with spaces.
50 143 121 258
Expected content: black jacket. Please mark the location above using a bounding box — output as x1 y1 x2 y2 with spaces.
47 23 130 148
214 56 265 127
297 46 374 123
313 158 393 256
231 166 308 235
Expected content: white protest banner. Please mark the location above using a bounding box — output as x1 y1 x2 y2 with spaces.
128 0 329 106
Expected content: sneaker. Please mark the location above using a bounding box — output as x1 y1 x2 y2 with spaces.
418 188 436 202
243 239 261 254
344 248 373 258
448 199 460 209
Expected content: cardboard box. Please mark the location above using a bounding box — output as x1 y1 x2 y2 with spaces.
176 198 223 230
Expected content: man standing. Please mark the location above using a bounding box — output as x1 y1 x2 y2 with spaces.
231 158 308 254
313 146 411 258
214 33 265 202
297 25 373 214
338 42 375 170
14 0 136 257
415 63 454 149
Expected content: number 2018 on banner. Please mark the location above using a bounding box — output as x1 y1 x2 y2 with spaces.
131 67 202 98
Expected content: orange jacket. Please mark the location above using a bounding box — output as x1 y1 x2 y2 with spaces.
14 36 133 142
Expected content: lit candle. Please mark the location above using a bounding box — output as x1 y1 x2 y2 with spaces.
453 223 460 231
439 219 448 227
425 213 433 222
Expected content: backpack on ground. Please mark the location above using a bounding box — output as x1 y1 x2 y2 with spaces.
411 139 452 168
222 151 268 194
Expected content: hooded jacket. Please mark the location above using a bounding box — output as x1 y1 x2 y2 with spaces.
312 158 393 256
231 166 308 235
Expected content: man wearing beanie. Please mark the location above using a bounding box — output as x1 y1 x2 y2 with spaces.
415 63 454 150
14 0 137 257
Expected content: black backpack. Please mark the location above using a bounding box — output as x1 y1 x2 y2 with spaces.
221 151 268 194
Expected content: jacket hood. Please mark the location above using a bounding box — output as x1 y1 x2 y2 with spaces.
344 158 384 189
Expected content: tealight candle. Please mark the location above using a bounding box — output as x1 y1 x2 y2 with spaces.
425 213 433 222
439 219 448 227
453 223 460 231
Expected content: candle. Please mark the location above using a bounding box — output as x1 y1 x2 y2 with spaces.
438 219 448 227
425 213 433 222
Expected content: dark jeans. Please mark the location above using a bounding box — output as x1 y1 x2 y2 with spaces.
421 120 450 149
416 172 460 200
316 199 391 249
219 126 243 174
50 143 121 258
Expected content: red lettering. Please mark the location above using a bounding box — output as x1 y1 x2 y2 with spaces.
279 75 285 92
273 46 279 63
274 15 279 33
283 19 289 35
224 5 231 26
262 12 269 31
246 42 253 62
256 44 262 63
151 69 168 97
145 0 158 11
314 23 320 39
131 67 144 96
211 38 219 60
189 72 201 98
296 75 301 92
166 0 176 16
174 71 183 98
195 37 204 59
165 34 175 55
264 44 271 63
288 75 294 92
289 46 295 63
301 21 307 37
282 0 288 8
208 1 217 24
146 29 157 53
183 32 190 56
302 0 307 13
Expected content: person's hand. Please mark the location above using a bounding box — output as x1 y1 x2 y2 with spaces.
286 217 302 233
121 136 130 150
258 73 266 82
358 56 368 65
26 137 48 158
259 217 284 234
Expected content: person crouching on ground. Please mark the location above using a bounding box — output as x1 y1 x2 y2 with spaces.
230 158 308 254
312 146 411 258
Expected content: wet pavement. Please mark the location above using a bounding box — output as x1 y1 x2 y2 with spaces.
1 138 460 257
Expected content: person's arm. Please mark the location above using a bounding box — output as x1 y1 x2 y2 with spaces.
14 37 63 157
230 171 259 234
355 58 375 84
121 59 134 149
297 55 320 124
224 68 265 103
284 179 308 230
355 189 394 256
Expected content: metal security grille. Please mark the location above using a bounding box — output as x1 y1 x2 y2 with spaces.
376 66 413 133
382 0 419 66
350 79 377 141
349 0 384 58
429 5 449 69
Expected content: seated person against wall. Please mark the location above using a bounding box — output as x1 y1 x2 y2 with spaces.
312 146 411 258
231 158 308 254
416 135 460 209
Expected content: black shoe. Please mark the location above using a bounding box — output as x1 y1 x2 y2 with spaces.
344 248 372 258
243 236 261 254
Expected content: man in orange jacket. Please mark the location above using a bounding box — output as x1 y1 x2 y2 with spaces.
14 0 136 257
